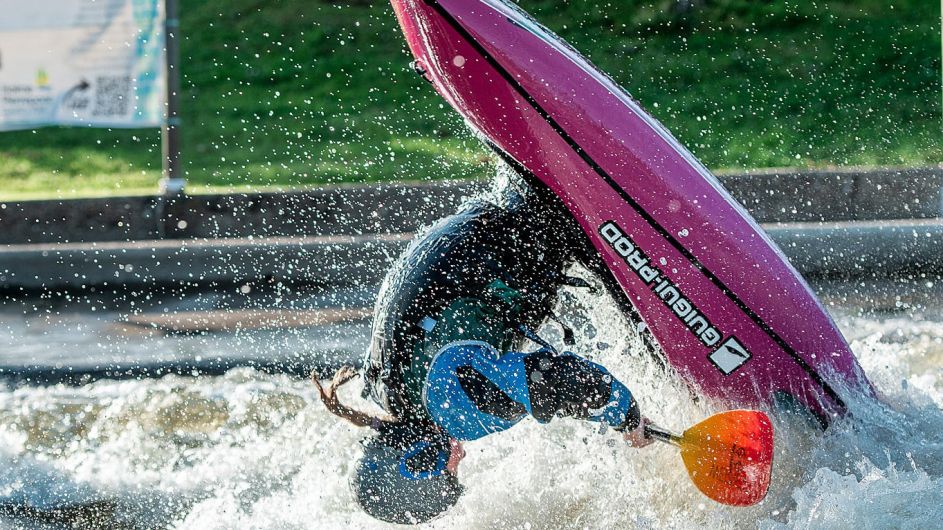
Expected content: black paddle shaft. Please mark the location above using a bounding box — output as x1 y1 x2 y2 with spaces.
644 424 682 447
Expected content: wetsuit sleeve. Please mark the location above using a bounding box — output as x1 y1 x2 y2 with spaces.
494 350 640 432
525 350 639 431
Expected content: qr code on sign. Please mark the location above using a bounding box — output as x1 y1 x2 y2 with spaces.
92 75 130 117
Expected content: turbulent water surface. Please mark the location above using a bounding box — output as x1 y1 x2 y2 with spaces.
0 281 941 529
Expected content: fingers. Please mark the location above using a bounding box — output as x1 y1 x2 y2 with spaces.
313 380 330 402
310 370 330 400
313 366 359 405
624 432 649 448
332 365 359 387
623 418 655 448
639 416 652 432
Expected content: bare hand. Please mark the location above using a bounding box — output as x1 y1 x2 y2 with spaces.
312 365 359 414
623 416 655 448
311 366 395 429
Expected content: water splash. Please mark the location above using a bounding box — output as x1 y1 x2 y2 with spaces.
0 295 941 528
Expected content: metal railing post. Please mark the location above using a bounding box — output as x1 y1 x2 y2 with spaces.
159 0 185 195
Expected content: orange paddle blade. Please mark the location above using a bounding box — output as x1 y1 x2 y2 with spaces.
676 410 774 506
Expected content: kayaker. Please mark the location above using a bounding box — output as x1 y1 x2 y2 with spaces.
313 189 652 524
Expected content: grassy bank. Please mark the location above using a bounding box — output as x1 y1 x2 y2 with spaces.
0 0 939 199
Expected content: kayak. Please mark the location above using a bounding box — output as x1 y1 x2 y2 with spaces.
389 0 873 422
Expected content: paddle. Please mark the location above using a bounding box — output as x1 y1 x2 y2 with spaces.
644 410 774 506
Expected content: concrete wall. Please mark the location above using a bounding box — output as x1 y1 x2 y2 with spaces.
720 166 942 222
0 234 411 291
0 181 483 244
1 166 941 289
1 166 939 245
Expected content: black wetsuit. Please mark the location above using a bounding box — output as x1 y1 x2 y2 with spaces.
362 186 639 433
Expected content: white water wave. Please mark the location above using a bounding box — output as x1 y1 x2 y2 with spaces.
0 300 940 528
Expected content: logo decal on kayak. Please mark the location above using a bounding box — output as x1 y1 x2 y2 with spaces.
599 221 722 348
709 336 753 375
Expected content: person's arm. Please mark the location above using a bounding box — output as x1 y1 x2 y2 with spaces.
312 366 396 430
505 350 654 447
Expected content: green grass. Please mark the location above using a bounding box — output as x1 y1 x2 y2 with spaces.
0 0 939 199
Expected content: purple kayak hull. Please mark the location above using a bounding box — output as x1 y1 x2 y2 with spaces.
391 0 872 419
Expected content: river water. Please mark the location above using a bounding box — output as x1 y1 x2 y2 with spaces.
0 279 940 529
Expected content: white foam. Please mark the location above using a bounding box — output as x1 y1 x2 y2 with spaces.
0 300 941 528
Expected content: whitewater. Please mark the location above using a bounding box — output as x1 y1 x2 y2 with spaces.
0 279 940 529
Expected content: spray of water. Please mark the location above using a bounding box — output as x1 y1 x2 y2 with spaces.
0 287 941 529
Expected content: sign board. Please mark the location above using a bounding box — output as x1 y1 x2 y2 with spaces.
0 0 164 130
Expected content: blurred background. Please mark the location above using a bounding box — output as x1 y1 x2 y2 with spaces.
0 0 939 198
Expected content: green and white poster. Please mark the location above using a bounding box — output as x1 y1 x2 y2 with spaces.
0 0 164 130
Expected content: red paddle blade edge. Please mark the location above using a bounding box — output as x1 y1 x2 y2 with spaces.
679 410 774 506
